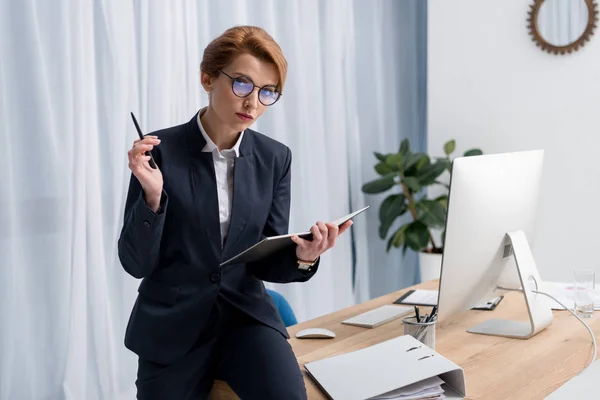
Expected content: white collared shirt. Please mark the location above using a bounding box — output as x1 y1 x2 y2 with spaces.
197 111 244 247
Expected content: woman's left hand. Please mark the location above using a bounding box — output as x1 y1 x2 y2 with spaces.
291 220 353 262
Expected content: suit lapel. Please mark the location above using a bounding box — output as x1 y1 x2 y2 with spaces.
186 113 222 261
191 153 222 260
186 112 257 264
223 153 255 260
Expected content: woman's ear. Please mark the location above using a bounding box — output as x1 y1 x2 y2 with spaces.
200 71 214 92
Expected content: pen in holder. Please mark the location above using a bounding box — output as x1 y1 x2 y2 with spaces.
402 315 437 350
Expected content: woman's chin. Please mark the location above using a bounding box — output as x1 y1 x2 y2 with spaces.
234 121 253 131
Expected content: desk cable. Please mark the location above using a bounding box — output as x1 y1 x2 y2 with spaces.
497 286 597 376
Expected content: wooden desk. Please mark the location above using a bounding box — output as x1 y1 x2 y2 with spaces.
288 280 599 400
211 280 599 399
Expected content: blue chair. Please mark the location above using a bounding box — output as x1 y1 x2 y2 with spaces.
266 289 297 326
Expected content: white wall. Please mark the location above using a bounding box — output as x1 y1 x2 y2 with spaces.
428 0 600 282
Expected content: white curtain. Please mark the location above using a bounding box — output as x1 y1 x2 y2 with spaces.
0 0 424 399
352 0 428 298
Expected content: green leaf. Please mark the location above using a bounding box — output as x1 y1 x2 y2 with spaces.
403 152 429 172
416 199 447 228
385 153 402 170
387 224 408 252
375 162 395 176
378 194 407 239
438 158 451 172
464 148 483 157
362 174 396 194
405 221 430 252
433 194 449 210
444 140 456 156
375 152 387 162
434 180 450 190
399 139 410 155
386 234 395 252
416 156 429 170
416 159 447 186
403 176 421 192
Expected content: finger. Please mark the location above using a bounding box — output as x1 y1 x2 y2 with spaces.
129 152 152 171
128 143 152 155
134 144 155 153
317 221 328 249
291 235 309 248
311 224 323 242
132 136 160 146
128 146 154 164
141 155 153 168
338 220 353 236
129 156 156 174
325 222 339 248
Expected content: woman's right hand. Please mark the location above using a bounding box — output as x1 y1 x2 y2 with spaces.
128 135 163 212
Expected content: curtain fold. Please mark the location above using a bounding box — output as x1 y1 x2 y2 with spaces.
0 1 426 398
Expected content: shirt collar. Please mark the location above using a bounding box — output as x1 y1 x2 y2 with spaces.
197 108 244 157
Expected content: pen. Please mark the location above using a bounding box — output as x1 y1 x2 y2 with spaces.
426 306 438 323
130 112 157 169
414 306 420 323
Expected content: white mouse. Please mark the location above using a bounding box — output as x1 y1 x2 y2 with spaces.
295 328 336 339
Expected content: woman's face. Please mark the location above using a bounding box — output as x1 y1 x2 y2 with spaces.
202 53 280 132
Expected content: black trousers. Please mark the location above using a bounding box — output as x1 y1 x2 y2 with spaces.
135 298 307 400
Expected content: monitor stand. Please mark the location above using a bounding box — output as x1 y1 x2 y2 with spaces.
467 230 553 339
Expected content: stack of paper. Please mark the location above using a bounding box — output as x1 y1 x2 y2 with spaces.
541 281 600 311
369 376 446 400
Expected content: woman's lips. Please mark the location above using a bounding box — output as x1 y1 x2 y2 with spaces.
236 113 253 121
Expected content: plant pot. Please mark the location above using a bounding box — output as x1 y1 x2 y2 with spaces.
419 251 443 283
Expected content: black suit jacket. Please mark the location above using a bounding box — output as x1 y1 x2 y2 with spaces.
118 113 319 365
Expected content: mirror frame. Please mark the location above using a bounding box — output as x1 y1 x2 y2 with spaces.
527 0 599 55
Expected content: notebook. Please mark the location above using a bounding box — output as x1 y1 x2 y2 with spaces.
394 290 439 307
394 289 504 311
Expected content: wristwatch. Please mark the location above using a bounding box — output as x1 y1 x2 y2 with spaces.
297 258 317 271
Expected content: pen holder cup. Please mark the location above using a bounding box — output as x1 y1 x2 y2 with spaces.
402 316 436 350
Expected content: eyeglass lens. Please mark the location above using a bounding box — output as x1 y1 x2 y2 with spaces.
232 77 279 106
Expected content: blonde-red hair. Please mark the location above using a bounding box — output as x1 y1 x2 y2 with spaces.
201 26 288 93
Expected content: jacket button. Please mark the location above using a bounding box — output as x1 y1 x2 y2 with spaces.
143 220 151 228
210 272 221 284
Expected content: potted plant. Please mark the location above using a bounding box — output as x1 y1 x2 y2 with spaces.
362 139 483 282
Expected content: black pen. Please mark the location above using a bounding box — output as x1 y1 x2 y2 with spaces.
130 112 157 169
414 306 420 322
426 306 438 323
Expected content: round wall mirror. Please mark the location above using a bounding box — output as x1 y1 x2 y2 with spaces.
527 0 599 54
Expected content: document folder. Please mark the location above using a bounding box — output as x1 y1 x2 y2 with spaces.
304 335 466 400
219 206 370 267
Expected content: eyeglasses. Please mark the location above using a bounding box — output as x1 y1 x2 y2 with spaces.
218 69 282 106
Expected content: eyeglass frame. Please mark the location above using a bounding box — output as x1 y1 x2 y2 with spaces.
218 69 282 106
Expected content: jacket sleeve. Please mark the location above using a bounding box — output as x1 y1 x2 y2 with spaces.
117 146 169 279
248 147 320 283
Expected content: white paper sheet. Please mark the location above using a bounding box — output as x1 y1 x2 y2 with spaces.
399 290 439 307
541 281 600 310
369 376 445 400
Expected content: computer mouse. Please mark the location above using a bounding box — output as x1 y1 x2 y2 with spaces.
295 328 336 339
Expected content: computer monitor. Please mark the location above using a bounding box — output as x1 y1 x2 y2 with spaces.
437 149 553 339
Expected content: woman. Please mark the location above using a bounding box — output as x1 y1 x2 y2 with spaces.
118 25 352 400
